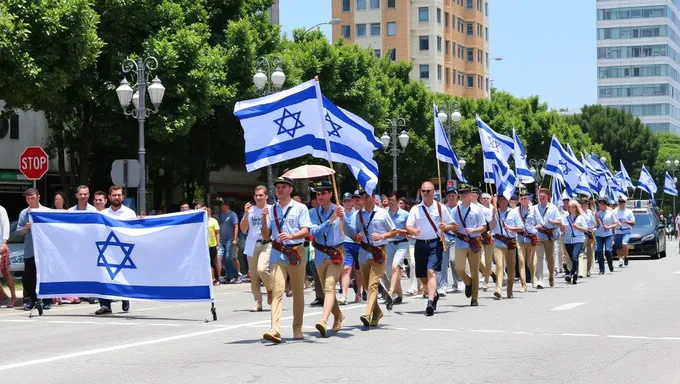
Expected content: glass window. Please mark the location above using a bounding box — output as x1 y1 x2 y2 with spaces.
485 52 489 67
370 23 380 36
437 36 442 51
445 12 449 27
342 0 350 12
389 48 396 61
477 24 481 36
387 22 396 36
485 1 488 16
445 40 450 55
437 64 442 80
357 0 366 10
478 75 483 89
477 0 482 11
467 23 473 35
419 7 429 22
446 68 450 84
374 49 381 58
478 49 482 62
467 48 474 62
486 77 489 92
467 74 474 87
370 0 379 9
419 35 429 50
357 24 366 37
341 25 351 38
467 0 473 9
420 64 430 79
485 27 489 41
437 8 441 23
387 0 396 8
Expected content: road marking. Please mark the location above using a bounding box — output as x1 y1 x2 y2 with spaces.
417 328 680 341
674 271 680 274
551 303 585 311
560 333 599 337
606 335 651 340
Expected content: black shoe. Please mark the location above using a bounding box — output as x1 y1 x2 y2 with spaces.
565 275 571 283
310 298 324 307
88 297 98 305
432 292 440 310
362 291 367 301
471 299 478 306
598 271 605 275
587 271 591 277
563 263 570 275
608 261 614 272
385 295 394 311
425 301 434 316
393 297 403 305
624 258 629 266
360 315 370 327
122 301 130 312
572 275 578 284
465 284 472 298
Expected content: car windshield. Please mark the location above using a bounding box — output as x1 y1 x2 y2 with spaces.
633 214 653 228
7 222 24 244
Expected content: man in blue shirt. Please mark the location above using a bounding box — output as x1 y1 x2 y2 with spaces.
382 192 409 308
261 176 312 344
218 200 240 283
491 194 524 299
309 181 354 337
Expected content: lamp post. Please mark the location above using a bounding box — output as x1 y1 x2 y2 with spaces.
437 102 462 182
666 159 680 214
253 56 286 201
380 118 409 192
303 18 341 34
529 159 546 192
115 57 166 214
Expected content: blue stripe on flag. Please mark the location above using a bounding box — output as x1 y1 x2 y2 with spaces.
234 86 317 120
323 97 382 149
39 281 211 300
31 211 204 227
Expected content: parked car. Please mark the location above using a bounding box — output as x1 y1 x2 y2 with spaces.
626 208 667 259
7 221 25 277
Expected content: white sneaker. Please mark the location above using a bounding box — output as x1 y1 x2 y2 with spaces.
536 281 544 289
619 261 623 267
457 282 465 291
437 287 447 297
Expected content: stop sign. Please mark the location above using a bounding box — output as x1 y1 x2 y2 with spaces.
19 146 49 180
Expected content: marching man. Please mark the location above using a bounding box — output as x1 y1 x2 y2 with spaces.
614 197 635 267
534 188 561 289
517 189 539 291
490 194 523 299
406 182 456 316
261 176 312 344
240 185 273 312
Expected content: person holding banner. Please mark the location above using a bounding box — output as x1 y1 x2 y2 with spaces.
261 176 312 344
450 184 489 306
354 189 396 327
406 181 456 316
517 189 539 291
240 185 273 313
534 188 562 289
490 195 523 299
308 181 353 337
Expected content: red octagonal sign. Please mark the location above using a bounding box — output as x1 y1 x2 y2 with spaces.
20 146 49 180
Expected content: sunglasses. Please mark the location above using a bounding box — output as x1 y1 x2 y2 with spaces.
421 189 434 193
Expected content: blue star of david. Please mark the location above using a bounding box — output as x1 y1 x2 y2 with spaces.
487 138 501 152
325 113 342 138
274 108 305 138
559 160 571 175
96 232 136 280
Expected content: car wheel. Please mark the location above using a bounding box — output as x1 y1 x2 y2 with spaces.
652 242 660 259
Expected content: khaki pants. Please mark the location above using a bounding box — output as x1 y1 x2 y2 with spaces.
247 242 272 304
494 247 515 297
479 243 495 285
536 239 555 285
518 242 536 287
269 247 306 336
316 259 342 321
584 237 594 274
455 248 481 300
560 238 572 271
360 259 385 321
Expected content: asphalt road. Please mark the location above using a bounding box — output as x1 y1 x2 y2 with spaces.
1 242 680 384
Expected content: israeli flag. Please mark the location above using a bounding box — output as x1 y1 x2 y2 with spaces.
619 160 635 190
235 80 325 172
321 97 382 194
491 162 516 200
566 144 591 196
664 172 678 196
545 136 585 197
583 154 607 196
31 210 212 302
512 128 534 184
434 104 467 183
476 115 514 183
551 177 563 207
637 165 658 202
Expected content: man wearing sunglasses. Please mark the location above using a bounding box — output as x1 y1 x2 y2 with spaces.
406 182 457 315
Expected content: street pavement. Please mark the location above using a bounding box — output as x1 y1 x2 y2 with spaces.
1 242 680 384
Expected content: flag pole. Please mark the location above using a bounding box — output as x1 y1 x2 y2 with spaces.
436 159 447 251
313 76 344 237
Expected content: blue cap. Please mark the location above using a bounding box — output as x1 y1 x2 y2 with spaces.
342 192 353 200
446 187 458 195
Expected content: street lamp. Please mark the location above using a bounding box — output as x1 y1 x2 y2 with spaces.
303 18 341 34
115 57 166 214
666 159 680 214
437 101 462 182
381 118 409 192
254 56 286 202
529 159 546 192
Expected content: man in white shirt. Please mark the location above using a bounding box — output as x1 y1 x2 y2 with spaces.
594 198 618 274
534 188 562 289
69 185 97 211
406 182 456 316
558 194 570 275
614 197 635 267
95 185 136 315
240 185 273 312
93 190 108 211
0 204 17 308
477 192 496 292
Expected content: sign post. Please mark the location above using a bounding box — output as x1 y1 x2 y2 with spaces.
19 146 49 188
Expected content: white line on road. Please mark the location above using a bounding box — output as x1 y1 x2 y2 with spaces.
606 335 651 340
560 333 599 337
551 303 585 311
417 328 680 341
674 271 680 274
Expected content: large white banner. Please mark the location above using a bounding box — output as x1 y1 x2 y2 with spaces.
31 210 213 302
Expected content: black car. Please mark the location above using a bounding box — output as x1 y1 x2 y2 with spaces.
626 208 667 259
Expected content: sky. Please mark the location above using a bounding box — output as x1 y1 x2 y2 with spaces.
279 0 596 110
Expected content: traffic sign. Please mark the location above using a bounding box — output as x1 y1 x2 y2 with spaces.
19 146 49 180
111 159 140 188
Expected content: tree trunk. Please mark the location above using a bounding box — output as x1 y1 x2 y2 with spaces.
55 127 72 206
77 101 93 186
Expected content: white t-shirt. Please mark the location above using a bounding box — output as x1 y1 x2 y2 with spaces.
0 205 9 241
616 208 635 231
105 205 137 219
244 204 271 256
69 203 98 212
406 201 454 240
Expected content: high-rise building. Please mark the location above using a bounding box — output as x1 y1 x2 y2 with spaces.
268 0 280 25
332 0 491 98
597 0 680 135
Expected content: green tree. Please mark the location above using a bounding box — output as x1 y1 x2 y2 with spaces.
651 133 680 211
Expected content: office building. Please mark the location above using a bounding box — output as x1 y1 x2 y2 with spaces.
332 0 491 98
597 0 680 135
268 0 280 25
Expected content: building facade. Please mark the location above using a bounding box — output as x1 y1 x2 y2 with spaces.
268 0 280 25
597 0 680 135
332 0 491 98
